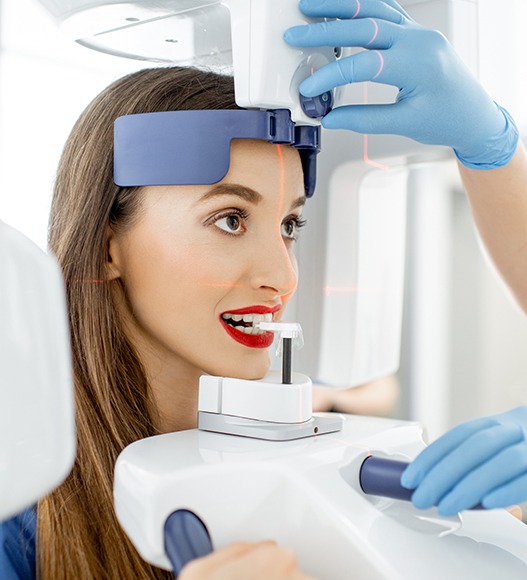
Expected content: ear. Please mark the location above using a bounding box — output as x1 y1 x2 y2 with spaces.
106 227 123 281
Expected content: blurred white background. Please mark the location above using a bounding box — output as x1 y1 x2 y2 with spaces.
0 0 144 248
1 0 526 442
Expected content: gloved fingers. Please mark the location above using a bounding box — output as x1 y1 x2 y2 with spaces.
436 443 527 515
409 424 524 510
296 0 410 23
401 417 497 490
299 50 398 97
483 472 527 509
284 18 400 50
495 405 527 426
320 103 408 134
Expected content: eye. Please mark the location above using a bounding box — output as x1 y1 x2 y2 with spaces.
281 215 307 240
211 209 249 236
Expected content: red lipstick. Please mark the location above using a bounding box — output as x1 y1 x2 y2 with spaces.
222 305 281 315
219 304 280 348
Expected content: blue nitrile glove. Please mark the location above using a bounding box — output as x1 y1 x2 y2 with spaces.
284 0 519 169
400 406 527 516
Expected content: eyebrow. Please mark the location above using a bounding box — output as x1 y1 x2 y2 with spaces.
197 183 306 211
198 184 263 205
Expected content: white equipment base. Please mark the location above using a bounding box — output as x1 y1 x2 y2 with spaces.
198 411 343 441
114 414 527 578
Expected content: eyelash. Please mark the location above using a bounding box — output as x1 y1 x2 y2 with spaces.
283 215 307 241
208 208 307 240
209 208 250 237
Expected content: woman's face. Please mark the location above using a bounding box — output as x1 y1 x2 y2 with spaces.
109 139 305 386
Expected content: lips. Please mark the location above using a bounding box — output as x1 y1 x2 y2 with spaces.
219 304 280 348
222 305 281 316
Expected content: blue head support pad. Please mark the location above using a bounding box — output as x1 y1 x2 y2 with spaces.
114 109 320 197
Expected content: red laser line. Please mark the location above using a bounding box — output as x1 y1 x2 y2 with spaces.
68 279 108 283
352 0 361 19
362 84 391 171
275 144 297 295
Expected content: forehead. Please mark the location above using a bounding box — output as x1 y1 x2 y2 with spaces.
136 139 305 215
226 139 304 197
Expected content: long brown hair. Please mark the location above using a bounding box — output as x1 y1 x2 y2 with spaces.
42 67 239 579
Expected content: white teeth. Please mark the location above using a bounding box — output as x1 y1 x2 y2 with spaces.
222 312 274 323
222 310 274 334
228 324 268 336
252 313 273 326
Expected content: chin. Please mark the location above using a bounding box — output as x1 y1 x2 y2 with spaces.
224 363 269 381
236 367 268 381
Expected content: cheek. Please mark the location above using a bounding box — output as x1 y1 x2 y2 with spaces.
124 238 243 322
175 241 245 288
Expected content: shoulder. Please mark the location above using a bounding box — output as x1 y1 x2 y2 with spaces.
0 507 36 580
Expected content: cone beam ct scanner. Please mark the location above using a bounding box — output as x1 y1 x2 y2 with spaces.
1 0 527 578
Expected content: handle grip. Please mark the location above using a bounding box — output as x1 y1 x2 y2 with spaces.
164 509 213 577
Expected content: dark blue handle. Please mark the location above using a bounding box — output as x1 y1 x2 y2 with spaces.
300 90 334 118
359 456 414 501
359 456 484 510
164 509 213 577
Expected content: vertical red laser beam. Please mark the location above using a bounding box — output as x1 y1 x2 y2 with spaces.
275 144 297 297
363 83 390 171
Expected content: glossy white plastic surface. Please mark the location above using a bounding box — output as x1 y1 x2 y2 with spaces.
36 0 480 134
199 371 312 423
319 163 408 386
114 414 527 579
37 0 337 124
0 221 75 521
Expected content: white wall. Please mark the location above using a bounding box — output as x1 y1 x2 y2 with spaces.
394 0 527 439
398 160 527 441
0 0 143 249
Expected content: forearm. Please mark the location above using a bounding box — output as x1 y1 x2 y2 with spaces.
312 375 399 416
458 142 527 314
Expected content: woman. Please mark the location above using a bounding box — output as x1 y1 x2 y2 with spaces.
1 66 311 579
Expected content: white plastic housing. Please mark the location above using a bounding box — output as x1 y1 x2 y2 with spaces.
289 152 408 387
114 416 527 577
37 0 336 124
0 221 75 521
222 0 336 124
199 371 312 423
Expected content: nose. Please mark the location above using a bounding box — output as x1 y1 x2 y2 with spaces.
250 234 298 298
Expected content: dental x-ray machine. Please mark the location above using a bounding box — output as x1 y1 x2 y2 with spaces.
0 220 75 521
3 0 523 577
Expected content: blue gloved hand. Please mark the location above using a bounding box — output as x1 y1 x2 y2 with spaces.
284 0 519 169
401 406 527 516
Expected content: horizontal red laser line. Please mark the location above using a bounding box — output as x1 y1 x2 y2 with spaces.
67 279 107 283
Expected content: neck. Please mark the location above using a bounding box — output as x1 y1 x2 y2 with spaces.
148 361 202 433
116 295 204 434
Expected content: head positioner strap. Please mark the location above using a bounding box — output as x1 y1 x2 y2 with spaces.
114 109 320 197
